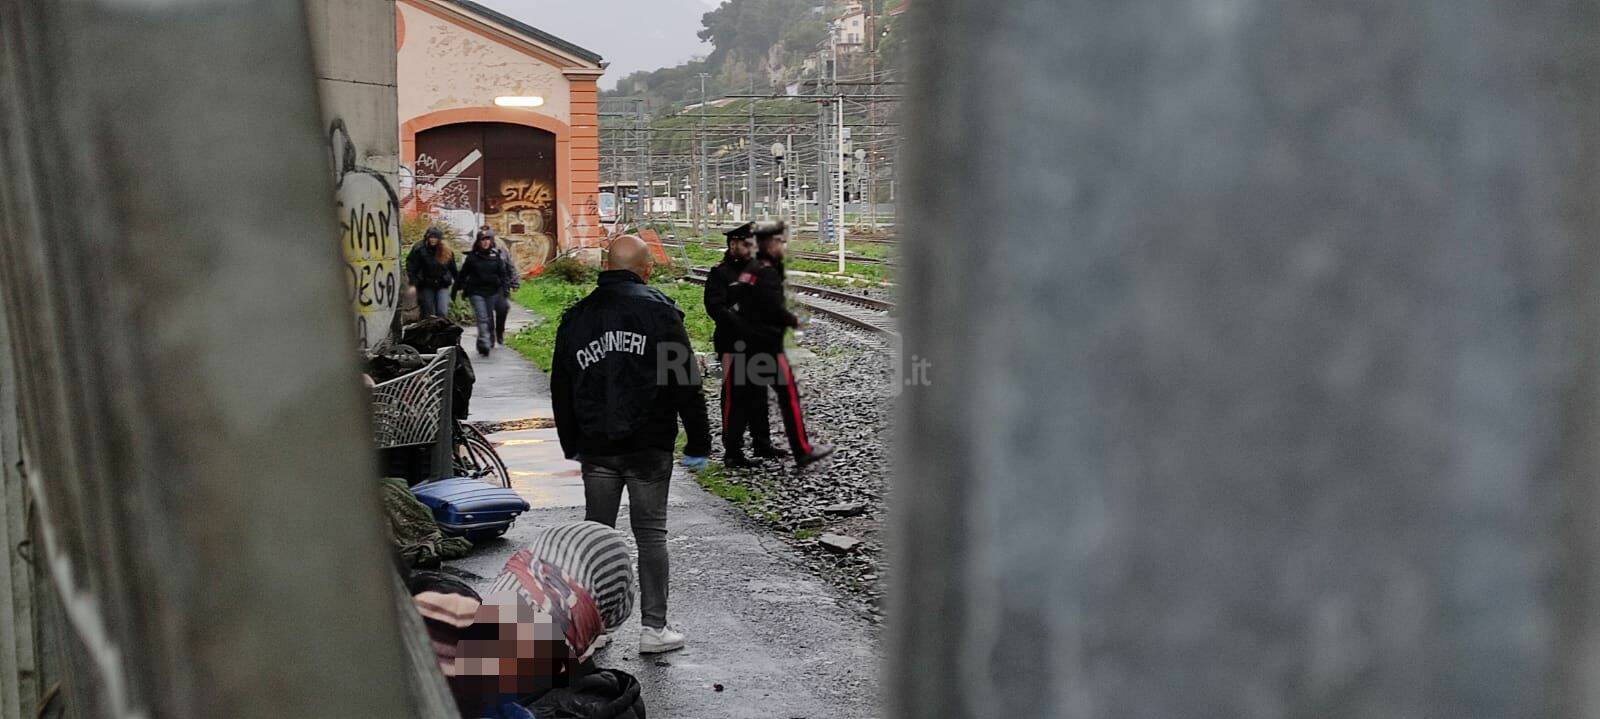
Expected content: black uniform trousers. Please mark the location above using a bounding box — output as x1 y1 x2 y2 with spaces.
726 349 814 457
720 350 775 455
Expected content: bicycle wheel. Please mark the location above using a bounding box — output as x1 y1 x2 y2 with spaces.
455 422 511 488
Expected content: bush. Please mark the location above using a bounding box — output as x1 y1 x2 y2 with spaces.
651 262 688 282
447 294 474 327
542 255 598 285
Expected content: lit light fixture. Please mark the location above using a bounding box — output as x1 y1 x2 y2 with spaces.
494 95 545 107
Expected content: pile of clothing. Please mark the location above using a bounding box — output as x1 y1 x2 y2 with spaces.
381 477 473 567
406 522 647 719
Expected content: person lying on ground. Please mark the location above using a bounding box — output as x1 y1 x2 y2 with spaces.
409 521 642 718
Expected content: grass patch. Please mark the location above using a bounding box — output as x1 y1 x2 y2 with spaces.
693 462 765 506
507 272 717 372
793 528 820 540
506 278 591 371
786 256 892 283
675 238 892 284
791 240 893 261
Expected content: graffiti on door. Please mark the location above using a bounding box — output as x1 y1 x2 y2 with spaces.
492 179 556 268
415 122 559 269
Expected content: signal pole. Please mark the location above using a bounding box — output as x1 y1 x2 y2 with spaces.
697 72 709 233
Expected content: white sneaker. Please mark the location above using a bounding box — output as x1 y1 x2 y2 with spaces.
639 625 686 654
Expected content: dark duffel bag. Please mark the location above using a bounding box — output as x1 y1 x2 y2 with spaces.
528 668 645 719
410 477 529 543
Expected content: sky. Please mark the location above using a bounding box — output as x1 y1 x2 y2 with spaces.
474 0 717 90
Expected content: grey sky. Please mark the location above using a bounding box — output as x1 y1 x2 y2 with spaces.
474 0 716 90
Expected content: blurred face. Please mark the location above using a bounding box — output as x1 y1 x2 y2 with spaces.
426 235 441 247
455 601 569 699
728 237 754 261
759 235 786 261
476 237 493 251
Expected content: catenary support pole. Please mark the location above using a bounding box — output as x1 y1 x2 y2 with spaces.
893 1 1600 717
0 0 453 716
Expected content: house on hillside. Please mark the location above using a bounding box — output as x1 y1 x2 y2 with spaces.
396 0 606 270
832 2 867 53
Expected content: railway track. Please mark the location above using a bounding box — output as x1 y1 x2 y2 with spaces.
658 239 892 266
788 249 890 266
684 268 899 340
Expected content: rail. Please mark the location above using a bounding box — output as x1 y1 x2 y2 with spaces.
684 268 899 339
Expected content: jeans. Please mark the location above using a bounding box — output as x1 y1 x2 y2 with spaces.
580 450 672 629
467 292 500 355
494 292 511 344
418 287 450 319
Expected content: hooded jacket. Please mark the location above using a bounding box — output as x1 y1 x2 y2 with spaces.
456 247 508 297
406 242 457 290
551 271 711 459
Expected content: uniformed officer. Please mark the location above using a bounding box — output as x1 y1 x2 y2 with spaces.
705 223 786 467
550 235 710 654
731 221 835 466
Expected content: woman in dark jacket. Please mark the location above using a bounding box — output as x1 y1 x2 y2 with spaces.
455 232 510 356
406 227 457 318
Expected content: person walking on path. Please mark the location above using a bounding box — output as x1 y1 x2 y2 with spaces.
455 232 511 357
550 235 711 655
733 221 834 466
705 223 785 467
478 227 520 346
406 226 457 319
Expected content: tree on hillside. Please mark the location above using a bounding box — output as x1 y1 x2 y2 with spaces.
698 0 822 67
602 0 826 109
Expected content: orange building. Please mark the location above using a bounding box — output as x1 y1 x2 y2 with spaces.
396 0 604 270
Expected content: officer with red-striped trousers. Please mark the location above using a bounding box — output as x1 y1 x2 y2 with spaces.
728 221 834 467
704 223 786 467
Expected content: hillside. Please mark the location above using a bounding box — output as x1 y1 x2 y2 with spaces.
605 0 903 112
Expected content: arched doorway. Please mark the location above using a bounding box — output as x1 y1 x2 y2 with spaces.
414 122 560 268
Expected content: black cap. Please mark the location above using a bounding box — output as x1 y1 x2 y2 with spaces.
424 227 444 240
752 220 787 238
723 222 754 241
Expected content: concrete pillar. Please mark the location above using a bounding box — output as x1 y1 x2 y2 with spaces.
892 1 1600 717
0 0 445 715
305 0 403 348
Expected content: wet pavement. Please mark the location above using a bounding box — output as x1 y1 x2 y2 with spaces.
444 304 883 718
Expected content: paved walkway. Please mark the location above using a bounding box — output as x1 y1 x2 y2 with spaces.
446 303 882 719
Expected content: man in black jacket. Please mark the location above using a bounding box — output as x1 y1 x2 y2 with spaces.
550 235 710 655
704 223 784 467
732 221 834 466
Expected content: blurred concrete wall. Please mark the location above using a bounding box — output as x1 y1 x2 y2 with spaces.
892 1 1600 717
0 0 447 715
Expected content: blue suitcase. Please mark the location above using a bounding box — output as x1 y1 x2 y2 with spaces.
411 478 530 543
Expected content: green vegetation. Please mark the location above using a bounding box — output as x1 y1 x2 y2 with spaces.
669 234 894 284
791 239 893 261
541 255 599 285
793 527 820 541
786 256 892 283
606 0 825 110
693 462 766 506
642 98 828 156
505 277 591 372
506 267 716 372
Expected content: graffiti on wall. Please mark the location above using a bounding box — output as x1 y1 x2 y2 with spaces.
492 179 556 268
331 119 401 349
415 122 559 270
412 152 480 211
